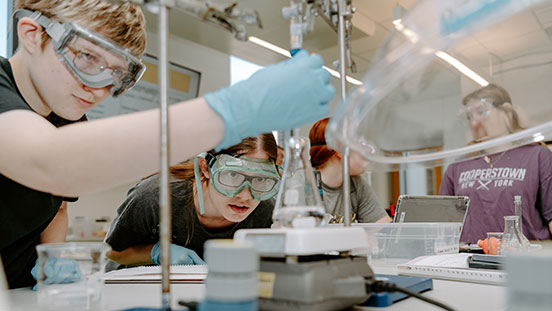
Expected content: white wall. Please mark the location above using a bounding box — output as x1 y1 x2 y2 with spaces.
67 32 230 228
0 4 7 57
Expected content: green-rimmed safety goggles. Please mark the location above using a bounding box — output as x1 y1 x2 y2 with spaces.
206 154 281 201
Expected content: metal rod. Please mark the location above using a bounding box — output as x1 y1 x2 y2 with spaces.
337 0 351 227
158 2 172 310
337 0 348 102
342 147 351 226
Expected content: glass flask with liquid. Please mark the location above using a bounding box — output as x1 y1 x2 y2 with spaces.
500 215 530 255
272 136 326 228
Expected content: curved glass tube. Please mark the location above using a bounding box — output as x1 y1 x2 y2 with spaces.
327 0 552 171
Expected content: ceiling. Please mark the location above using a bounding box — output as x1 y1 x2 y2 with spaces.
455 1 552 68
143 0 415 82
143 0 552 83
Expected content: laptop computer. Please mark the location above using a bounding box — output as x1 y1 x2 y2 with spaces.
393 195 470 224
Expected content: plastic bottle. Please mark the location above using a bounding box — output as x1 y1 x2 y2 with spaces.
198 239 258 311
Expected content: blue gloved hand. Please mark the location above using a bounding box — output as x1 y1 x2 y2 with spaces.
204 50 335 150
150 242 206 265
31 257 82 290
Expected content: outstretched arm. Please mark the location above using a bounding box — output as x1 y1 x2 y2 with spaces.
0 98 223 196
0 52 333 197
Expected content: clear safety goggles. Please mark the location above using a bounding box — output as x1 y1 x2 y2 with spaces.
207 154 281 201
460 98 495 122
13 9 145 97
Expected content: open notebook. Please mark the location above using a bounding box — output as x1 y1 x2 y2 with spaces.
397 253 506 285
103 265 208 284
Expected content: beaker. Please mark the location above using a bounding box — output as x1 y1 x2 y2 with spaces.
272 136 326 228
36 242 110 310
500 216 529 255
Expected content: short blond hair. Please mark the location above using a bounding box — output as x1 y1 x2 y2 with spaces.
15 0 146 57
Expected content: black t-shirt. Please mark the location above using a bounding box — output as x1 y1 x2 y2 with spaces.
0 57 84 288
105 175 274 269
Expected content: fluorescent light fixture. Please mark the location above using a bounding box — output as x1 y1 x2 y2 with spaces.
392 9 489 87
248 36 363 85
434 51 489 87
393 20 419 43
323 66 363 85
248 36 291 57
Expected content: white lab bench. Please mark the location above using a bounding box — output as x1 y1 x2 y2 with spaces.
6 264 506 311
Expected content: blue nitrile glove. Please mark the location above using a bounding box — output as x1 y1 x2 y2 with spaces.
150 242 206 265
204 50 335 150
31 257 82 290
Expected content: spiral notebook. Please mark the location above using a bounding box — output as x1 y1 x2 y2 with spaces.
103 265 208 284
397 253 506 285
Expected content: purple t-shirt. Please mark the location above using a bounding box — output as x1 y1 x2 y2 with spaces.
440 144 552 244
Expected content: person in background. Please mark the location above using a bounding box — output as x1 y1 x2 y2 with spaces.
439 84 552 244
309 118 391 223
276 145 284 166
1 0 334 288
105 134 279 268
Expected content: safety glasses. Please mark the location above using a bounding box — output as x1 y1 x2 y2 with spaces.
461 98 494 122
13 9 145 97
208 154 281 201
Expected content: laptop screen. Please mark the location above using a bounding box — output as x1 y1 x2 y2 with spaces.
393 195 470 224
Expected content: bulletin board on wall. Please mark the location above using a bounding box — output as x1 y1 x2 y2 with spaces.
86 54 201 120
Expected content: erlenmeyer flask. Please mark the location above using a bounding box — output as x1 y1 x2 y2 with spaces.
272 136 326 228
500 215 530 255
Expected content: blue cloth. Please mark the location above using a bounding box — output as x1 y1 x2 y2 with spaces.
204 50 334 150
150 242 206 265
30 257 82 290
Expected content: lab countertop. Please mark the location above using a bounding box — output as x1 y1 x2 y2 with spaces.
6 265 506 311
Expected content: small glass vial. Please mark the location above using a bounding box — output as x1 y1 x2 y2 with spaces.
272 136 326 228
500 215 529 255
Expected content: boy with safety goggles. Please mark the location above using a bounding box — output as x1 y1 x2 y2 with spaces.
1 0 334 289
105 135 279 268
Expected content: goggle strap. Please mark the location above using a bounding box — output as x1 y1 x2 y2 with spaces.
194 156 206 215
13 9 69 48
